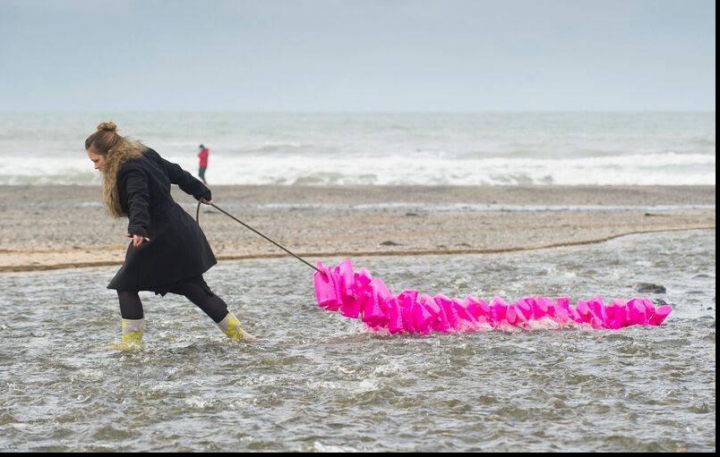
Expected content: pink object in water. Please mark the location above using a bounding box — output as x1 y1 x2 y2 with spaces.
386 297 404 334
588 297 608 325
312 260 673 335
466 296 491 322
506 305 528 327
339 295 362 319
643 299 657 317
576 300 593 324
649 304 673 326
412 295 436 334
313 262 341 311
517 297 535 320
397 290 417 333
491 297 509 327
435 295 461 332
452 298 476 330
529 297 548 320
553 297 572 324
336 259 354 290
627 299 648 325
607 299 629 330
465 295 492 328
360 279 386 329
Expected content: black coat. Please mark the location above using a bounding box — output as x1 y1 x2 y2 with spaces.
107 148 217 293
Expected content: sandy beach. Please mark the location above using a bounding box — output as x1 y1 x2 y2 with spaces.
0 184 714 272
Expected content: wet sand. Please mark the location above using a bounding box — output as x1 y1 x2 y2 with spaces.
0 185 714 272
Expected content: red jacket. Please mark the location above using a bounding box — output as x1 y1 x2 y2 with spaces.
198 148 209 168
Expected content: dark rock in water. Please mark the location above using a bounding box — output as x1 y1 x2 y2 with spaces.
380 240 402 246
405 212 419 217
636 283 667 294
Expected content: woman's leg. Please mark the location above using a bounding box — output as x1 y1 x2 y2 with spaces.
167 278 228 323
118 290 144 319
115 290 145 348
168 277 254 341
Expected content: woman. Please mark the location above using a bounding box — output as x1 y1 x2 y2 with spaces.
86 122 253 349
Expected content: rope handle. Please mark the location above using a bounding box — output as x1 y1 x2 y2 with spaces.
196 200 322 274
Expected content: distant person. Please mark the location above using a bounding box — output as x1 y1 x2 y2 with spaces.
85 122 253 350
197 144 210 184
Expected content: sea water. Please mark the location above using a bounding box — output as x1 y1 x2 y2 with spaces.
2 111 715 186
0 229 714 451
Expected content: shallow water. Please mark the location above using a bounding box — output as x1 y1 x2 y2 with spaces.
0 229 715 452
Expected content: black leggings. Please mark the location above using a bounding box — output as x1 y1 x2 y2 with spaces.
117 277 229 323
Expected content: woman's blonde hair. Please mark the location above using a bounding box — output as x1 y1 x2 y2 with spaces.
84 121 122 154
85 122 146 217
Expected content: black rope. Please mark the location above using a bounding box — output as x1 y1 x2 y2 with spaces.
196 201 321 273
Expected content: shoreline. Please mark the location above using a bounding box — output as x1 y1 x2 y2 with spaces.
3 184 716 204
1 226 715 274
0 185 714 273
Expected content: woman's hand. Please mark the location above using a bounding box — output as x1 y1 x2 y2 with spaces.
127 233 151 248
200 198 213 205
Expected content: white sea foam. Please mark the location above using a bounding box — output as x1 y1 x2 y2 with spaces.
8 151 715 185
3 112 715 186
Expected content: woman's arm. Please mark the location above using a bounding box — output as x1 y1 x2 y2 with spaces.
147 149 211 201
119 166 151 240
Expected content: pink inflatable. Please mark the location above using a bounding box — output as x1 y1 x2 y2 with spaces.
313 259 672 334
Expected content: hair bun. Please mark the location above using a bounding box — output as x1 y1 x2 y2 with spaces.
96 121 117 133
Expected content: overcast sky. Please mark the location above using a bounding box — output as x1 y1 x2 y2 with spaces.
0 0 715 112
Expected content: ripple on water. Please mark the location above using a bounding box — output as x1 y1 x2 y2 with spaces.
0 229 715 451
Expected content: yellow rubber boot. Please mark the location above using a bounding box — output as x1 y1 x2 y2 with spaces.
106 318 145 351
218 312 256 342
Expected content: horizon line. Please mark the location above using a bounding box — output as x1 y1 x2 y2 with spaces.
0 109 716 115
